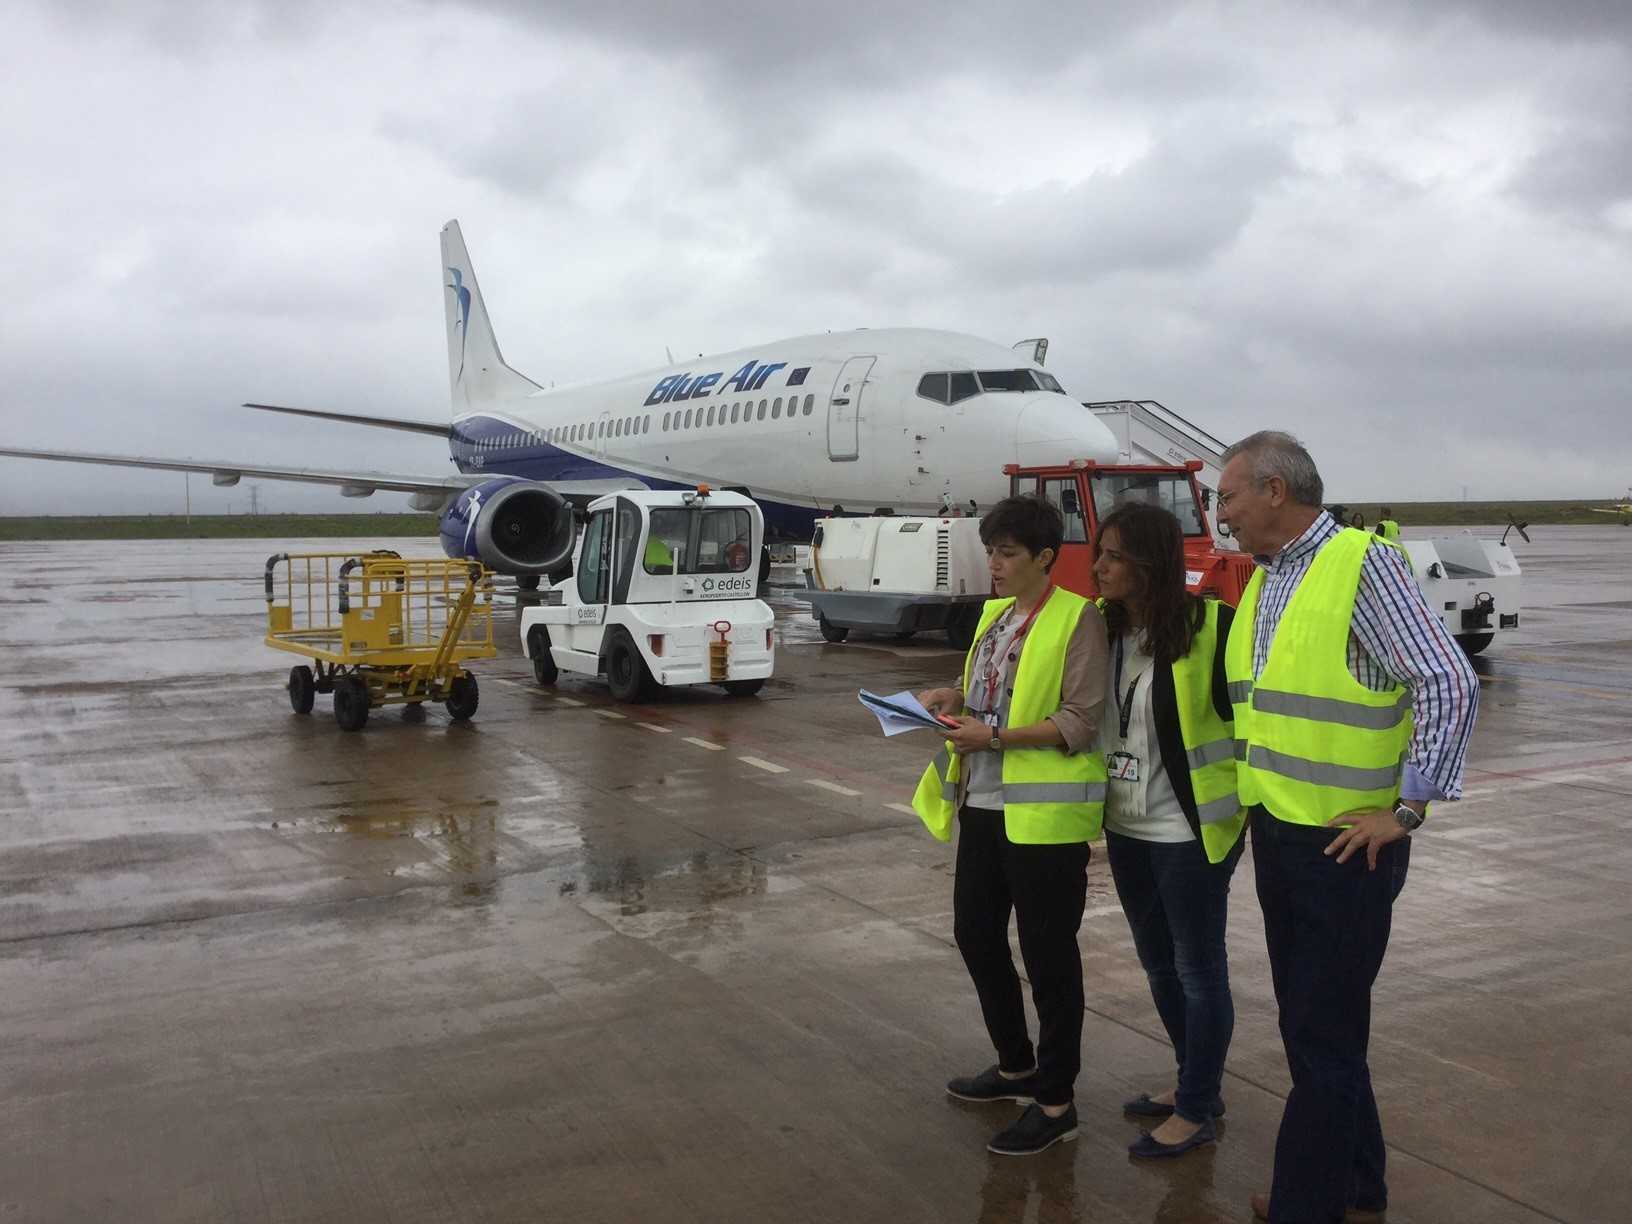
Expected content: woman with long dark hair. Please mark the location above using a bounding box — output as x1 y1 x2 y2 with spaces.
1093 501 1247 1158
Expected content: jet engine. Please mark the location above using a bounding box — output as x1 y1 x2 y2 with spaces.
438 477 576 575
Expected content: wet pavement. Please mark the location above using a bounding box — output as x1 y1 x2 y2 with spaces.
1 527 1629 1223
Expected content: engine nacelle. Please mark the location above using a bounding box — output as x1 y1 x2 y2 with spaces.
438 477 575 575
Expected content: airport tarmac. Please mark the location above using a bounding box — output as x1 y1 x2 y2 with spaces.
1 526 1628 1224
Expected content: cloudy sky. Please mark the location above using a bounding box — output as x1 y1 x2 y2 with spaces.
2 0 1629 514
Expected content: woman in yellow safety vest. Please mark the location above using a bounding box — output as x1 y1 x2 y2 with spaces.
914 495 1109 1157
1091 503 1247 1160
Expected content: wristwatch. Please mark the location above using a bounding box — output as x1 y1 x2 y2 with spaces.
988 731 1004 753
1392 802 1425 833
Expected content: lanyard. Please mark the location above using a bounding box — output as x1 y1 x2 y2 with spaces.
977 584 1055 710
1113 634 1140 740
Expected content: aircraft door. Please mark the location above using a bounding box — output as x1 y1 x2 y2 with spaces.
595 411 612 456
827 356 875 462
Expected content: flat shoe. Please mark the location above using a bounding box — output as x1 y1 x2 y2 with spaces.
1128 1118 1216 1158
1121 1092 1226 1119
1121 1092 1174 1118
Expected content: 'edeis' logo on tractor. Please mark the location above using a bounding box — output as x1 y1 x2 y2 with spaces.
700 576 754 594
645 361 809 406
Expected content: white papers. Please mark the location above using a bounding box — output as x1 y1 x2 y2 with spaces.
858 689 954 736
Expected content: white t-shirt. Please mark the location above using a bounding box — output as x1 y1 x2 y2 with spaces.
1099 632 1193 843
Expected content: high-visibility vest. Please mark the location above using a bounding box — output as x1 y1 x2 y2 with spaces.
644 534 674 569
1225 528 1413 826
1375 519 1401 542
1169 601 1248 863
911 588 1107 845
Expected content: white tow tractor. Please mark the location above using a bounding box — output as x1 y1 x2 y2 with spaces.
519 487 775 701
1401 522 1525 656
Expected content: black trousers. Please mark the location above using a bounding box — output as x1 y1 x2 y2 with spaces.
953 805 1090 1107
1252 807 1410 1224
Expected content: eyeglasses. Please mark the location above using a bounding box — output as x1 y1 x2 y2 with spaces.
1215 478 1270 512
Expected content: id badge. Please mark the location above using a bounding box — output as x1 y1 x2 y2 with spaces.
1107 751 1141 782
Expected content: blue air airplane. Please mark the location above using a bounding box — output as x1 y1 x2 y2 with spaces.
0 222 1118 581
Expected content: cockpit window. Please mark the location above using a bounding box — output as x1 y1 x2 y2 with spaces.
916 372 950 404
916 371 1011 404
1036 371 1064 394
976 369 1040 392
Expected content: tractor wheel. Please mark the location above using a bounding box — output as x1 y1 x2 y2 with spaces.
333 675 370 732
723 678 765 697
946 607 980 651
445 674 480 721
818 614 849 643
528 627 558 686
606 632 656 703
288 665 315 714
516 574 541 592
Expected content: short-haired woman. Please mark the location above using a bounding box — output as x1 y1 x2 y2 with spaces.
1093 502 1247 1158
914 495 1109 1156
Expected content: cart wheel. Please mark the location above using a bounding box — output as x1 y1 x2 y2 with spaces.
333 676 370 732
606 632 656 702
894 630 916 640
445 674 480 721
723 678 765 698
1456 632 1494 657
288 665 315 714
818 614 849 643
528 627 558 686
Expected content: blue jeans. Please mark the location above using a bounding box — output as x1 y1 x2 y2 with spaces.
1252 807 1410 1223
1106 828 1243 1123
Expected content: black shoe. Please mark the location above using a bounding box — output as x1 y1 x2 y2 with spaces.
987 1103 1078 1155
1128 1117 1217 1158
946 1064 1038 1103
1121 1092 1227 1119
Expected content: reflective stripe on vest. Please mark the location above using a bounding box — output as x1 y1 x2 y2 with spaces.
911 588 1106 845
1225 529 1413 827
1170 600 1247 862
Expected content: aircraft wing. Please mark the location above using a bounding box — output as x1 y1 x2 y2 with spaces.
1587 507 1630 515
0 445 470 497
0 445 650 506
243 402 454 437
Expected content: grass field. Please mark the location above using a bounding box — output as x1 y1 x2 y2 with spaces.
1329 500 1628 528
0 501 1625 541
0 514 441 541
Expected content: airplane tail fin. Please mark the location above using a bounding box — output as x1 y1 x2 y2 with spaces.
440 220 541 411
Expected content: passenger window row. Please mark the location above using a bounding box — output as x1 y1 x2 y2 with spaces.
660 394 816 433
457 391 820 452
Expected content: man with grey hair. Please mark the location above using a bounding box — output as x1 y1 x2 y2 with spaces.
1216 431 1478 1224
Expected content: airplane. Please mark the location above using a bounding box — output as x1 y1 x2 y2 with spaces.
0 221 1120 583
1588 492 1632 525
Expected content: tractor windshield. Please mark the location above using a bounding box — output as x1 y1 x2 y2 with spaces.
1088 472 1207 537
644 507 754 575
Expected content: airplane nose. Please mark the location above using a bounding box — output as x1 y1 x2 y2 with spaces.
1015 395 1119 468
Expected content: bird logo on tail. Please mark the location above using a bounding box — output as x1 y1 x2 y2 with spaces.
446 267 472 380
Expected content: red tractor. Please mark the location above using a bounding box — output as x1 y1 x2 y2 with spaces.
1004 459 1254 605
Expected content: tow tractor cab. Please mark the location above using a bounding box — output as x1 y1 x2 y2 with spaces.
1006 459 1256 604
519 487 774 701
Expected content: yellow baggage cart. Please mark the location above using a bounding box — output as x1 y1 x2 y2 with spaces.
264 551 496 731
